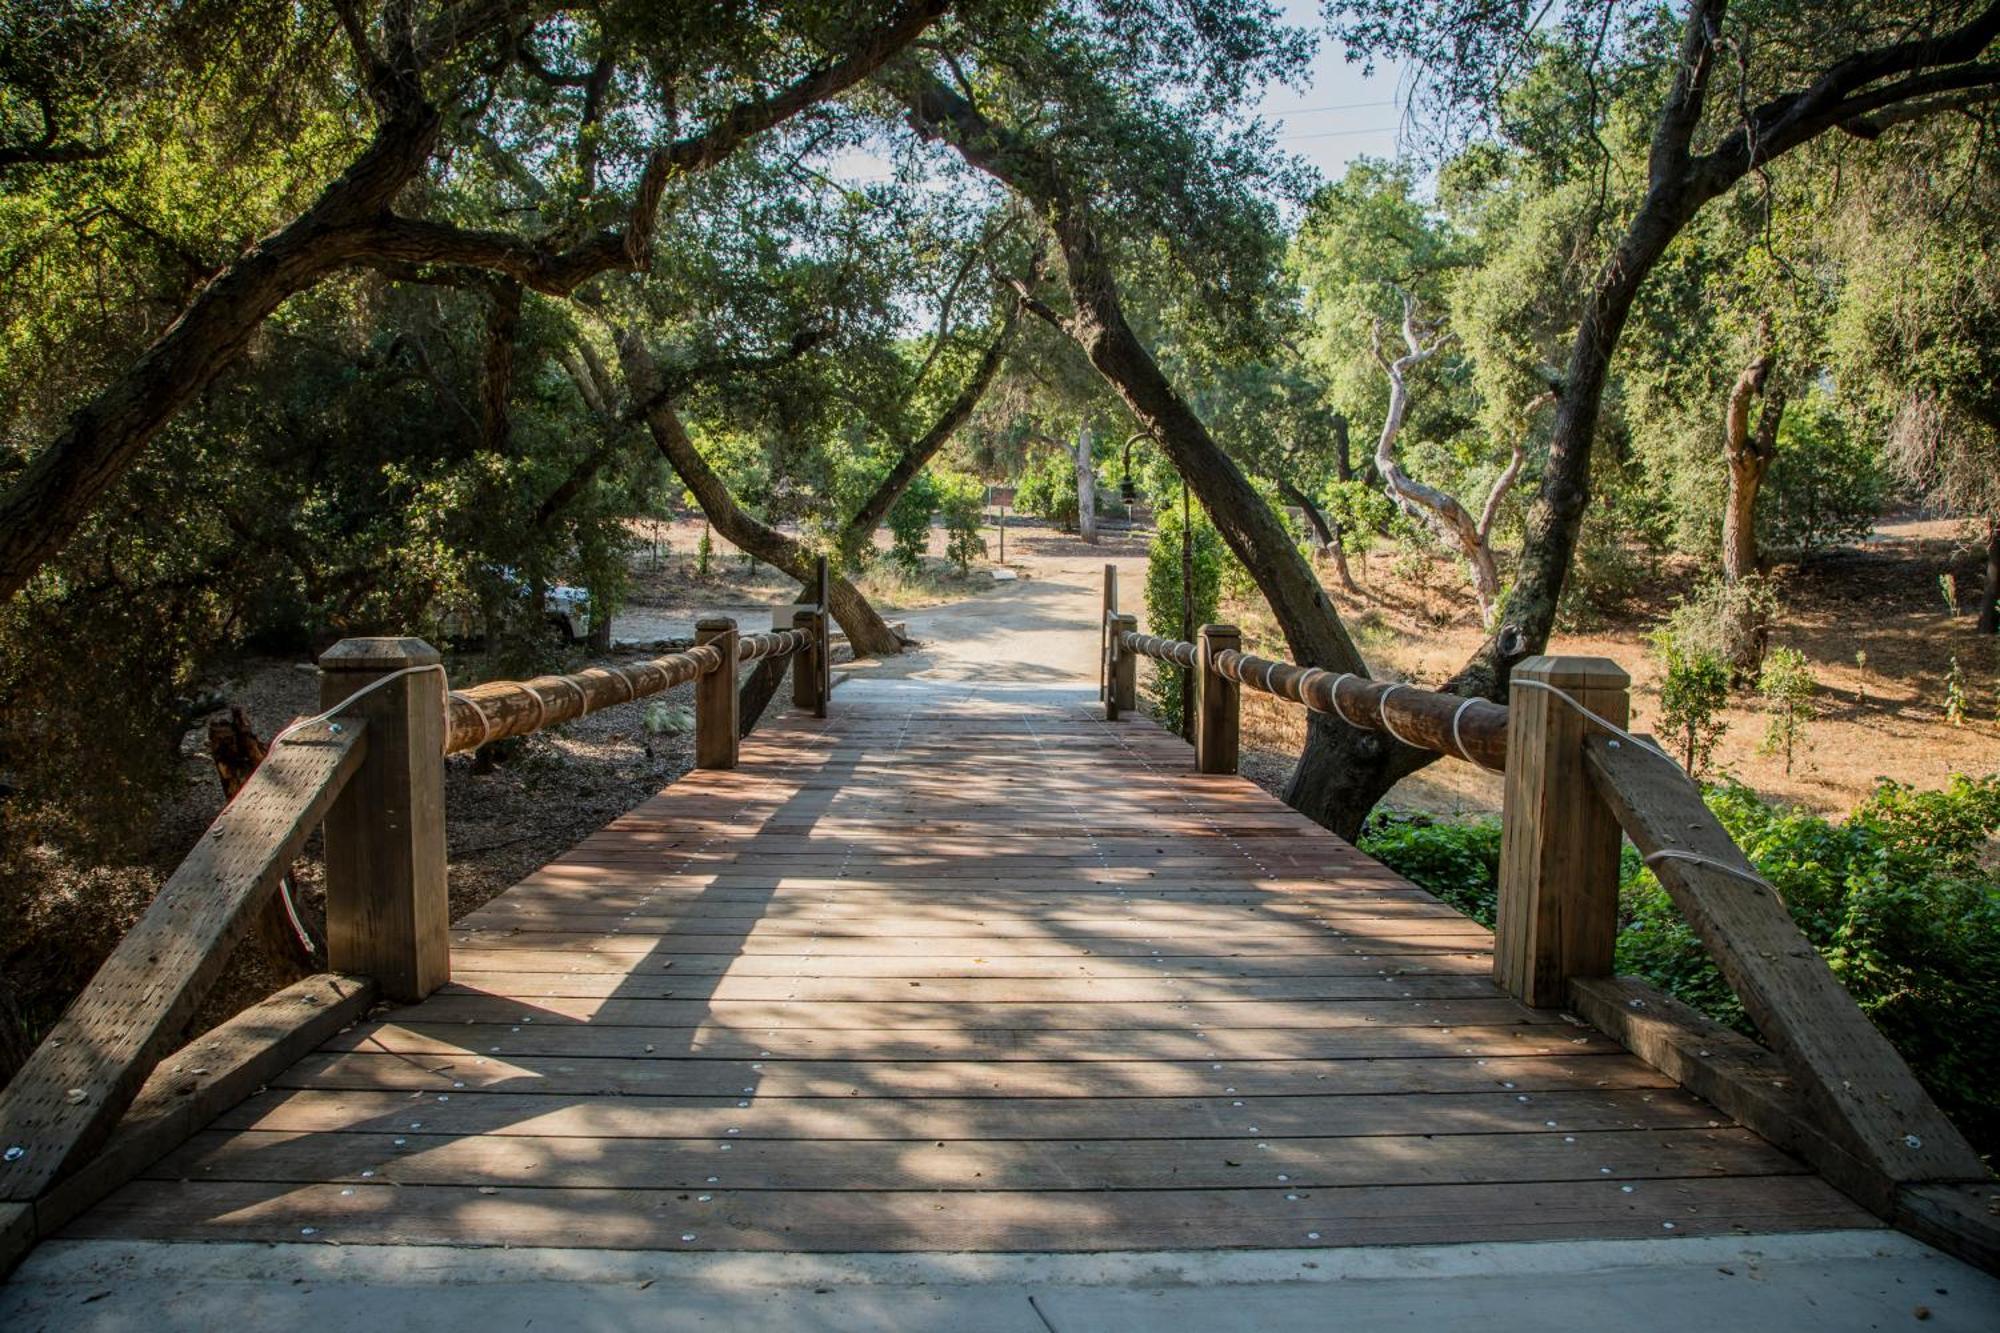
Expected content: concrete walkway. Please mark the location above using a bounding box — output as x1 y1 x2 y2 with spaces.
5 1230 1996 1330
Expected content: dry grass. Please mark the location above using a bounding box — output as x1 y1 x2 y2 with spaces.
1227 516 1999 820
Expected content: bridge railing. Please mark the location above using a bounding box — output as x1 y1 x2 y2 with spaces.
1098 567 1996 1269
0 572 833 1274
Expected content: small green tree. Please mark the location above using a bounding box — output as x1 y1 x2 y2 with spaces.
1652 637 1730 776
696 524 714 577
1144 490 1224 733
936 472 988 574
1757 647 1816 775
1944 655 1968 727
886 473 939 570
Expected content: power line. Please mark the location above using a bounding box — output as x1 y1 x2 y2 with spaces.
1264 97 1398 116
1276 124 1400 142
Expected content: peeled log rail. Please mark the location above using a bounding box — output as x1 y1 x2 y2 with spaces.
1121 632 1196 668
738 628 814 665
1115 630 1507 770
445 644 722 755
443 629 820 755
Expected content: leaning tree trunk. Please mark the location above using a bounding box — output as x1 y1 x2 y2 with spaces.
836 304 1020 553
1721 351 1781 585
1279 478 1333 551
1279 477 1357 593
0 107 443 601
1720 353 1784 677
1074 421 1097 543
1460 179 1709 706
905 75 1383 835
1370 296 1508 626
615 334 906 656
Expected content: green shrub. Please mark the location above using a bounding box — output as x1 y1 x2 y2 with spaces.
1651 637 1730 776
936 471 987 573
1759 397 1887 559
1143 491 1225 732
1658 575 1780 682
1015 450 1079 530
1363 775 2000 1155
886 473 938 569
1357 812 1502 926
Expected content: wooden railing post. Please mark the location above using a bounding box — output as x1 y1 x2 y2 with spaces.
1100 563 1117 701
793 606 827 717
1106 612 1137 720
695 616 740 768
815 556 832 708
1494 655 1630 1007
1195 623 1241 774
317 637 448 1003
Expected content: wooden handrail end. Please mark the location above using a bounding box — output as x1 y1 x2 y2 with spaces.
1896 1181 2000 1276
1571 975 2000 1273
3 972 377 1279
1568 975 1891 1210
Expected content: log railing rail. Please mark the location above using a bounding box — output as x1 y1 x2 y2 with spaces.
1106 619 1507 771
1096 569 1996 1270
1 574 834 1276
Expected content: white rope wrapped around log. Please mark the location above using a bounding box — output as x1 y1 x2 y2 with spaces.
444 642 726 755
1205 647 1510 772
1118 631 1197 668
737 628 816 665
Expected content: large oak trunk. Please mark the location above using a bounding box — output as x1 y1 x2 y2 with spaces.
1979 516 2000 635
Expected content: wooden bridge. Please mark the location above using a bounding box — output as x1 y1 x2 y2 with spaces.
2 570 1994 1273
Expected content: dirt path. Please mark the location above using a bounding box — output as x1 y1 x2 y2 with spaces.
852 541 1149 684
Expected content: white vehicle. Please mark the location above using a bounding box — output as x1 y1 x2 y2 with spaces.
438 569 592 646
543 582 592 644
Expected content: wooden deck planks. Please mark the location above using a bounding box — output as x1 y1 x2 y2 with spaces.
70 681 1873 1251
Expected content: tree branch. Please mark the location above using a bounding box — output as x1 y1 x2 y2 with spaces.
353 2 950 292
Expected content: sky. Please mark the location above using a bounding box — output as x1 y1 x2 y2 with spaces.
1254 0 1410 186
826 1 1410 195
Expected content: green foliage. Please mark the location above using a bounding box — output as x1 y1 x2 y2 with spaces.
1652 638 1730 776
1758 396 1886 558
696 526 714 577
1356 812 1501 926
1944 656 1968 727
1014 449 1080 531
1370 776 2000 1155
1143 492 1225 732
1657 577 1780 682
1757 647 1816 775
887 472 939 570
1318 479 1397 559
936 472 988 574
